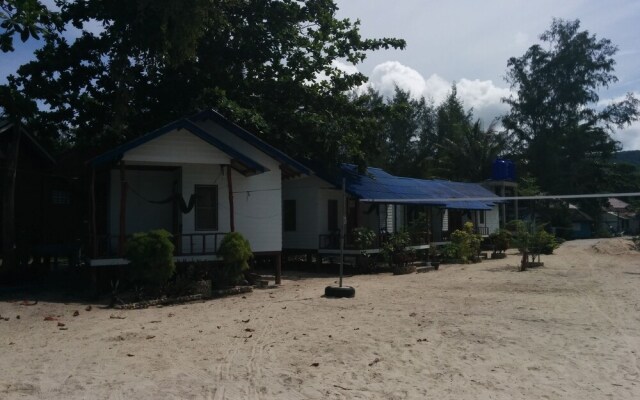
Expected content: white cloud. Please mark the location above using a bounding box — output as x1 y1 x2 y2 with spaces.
596 92 640 150
313 60 360 84
332 60 360 75
613 120 640 150
367 61 427 98
364 61 511 124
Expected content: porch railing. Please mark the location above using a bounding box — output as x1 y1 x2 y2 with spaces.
440 226 489 242
92 232 228 259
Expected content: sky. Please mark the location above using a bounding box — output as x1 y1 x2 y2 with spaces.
1 0 640 149
334 0 640 150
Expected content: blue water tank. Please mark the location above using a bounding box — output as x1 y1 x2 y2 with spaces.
491 159 516 181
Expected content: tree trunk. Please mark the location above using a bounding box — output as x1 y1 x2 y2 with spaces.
520 251 527 271
2 125 21 274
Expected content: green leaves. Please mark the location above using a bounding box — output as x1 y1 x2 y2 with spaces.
5 0 405 165
0 0 60 52
503 18 639 196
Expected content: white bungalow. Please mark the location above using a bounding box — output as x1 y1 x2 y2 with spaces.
282 165 501 261
88 109 310 282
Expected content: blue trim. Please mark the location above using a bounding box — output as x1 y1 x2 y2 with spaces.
89 118 268 174
190 109 312 175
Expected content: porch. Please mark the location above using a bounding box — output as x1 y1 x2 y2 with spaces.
89 232 228 266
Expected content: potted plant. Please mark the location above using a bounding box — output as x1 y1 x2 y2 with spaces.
352 227 377 273
489 229 511 259
381 232 416 275
429 246 440 270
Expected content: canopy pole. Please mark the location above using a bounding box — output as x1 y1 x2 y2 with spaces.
339 178 346 288
118 161 128 256
91 167 97 257
227 165 235 232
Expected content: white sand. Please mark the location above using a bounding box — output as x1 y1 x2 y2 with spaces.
1 238 640 399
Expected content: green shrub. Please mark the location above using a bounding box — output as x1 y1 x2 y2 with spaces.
489 229 512 254
381 231 414 268
448 222 482 262
216 232 253 287
352 227 376 250
125 229 176 286
534 230 558 255
508 220 560 270
352 227 378 273
441 242 461 260
632 236 640 250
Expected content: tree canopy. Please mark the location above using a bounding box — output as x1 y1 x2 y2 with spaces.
502 18 639 195
0 0 60 52
1 0 405 162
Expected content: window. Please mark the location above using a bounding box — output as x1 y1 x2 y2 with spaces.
442 209 449 232
328 199 338 231
283 200 296 231
479 210 485 224
195 185 218 230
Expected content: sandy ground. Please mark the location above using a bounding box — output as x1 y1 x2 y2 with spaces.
1 238 640 399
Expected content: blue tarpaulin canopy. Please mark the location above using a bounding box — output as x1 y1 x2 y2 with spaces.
339 165 500 211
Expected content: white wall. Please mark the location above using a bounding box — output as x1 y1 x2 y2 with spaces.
282 176 320 250
486 207 500 234
232 166 283 253
317 186 344 233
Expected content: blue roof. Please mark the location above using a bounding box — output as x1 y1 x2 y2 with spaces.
89 118 268 174
191 109 312 176
338 165 499 210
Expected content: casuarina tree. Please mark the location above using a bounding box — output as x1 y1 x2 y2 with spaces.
502 18 639 195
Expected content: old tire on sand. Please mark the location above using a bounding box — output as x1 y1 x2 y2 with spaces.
325 286 356 298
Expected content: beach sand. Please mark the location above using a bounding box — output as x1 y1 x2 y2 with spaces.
1 237 640 399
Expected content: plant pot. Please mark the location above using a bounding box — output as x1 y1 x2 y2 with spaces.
524 261 544 268
431 262 440 270
392 264 417 275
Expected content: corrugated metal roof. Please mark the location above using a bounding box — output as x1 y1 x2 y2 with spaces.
339 165 499 210
607 197 629 210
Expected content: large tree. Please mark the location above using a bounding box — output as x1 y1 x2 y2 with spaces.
429 85 507 181
1 0 405 163
502 18 639 194
368 86 436 177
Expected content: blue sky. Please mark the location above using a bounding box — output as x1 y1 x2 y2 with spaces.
2 0 640 149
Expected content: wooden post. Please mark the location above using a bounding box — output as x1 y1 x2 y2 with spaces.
118 161 127 256
1 123 21 273
227 165 235 232
91 167 97 257
275 252 282 285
